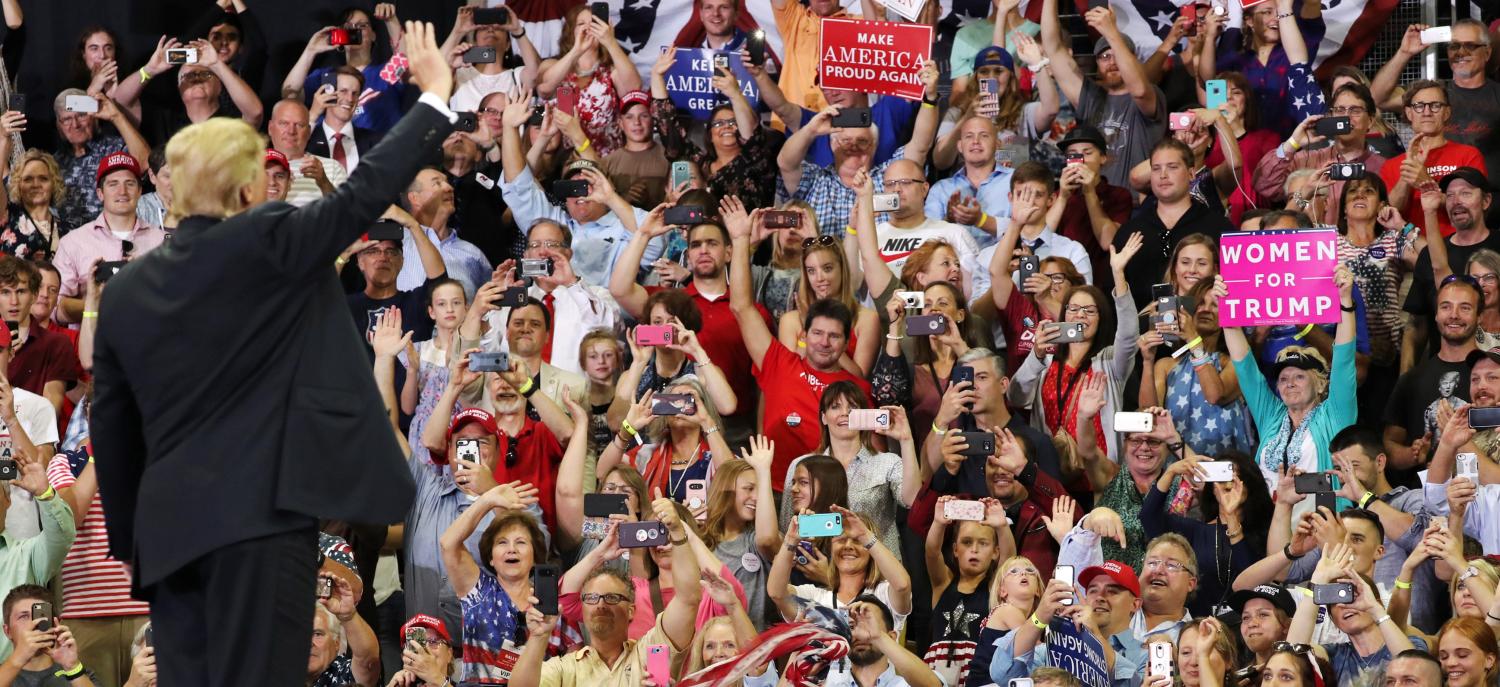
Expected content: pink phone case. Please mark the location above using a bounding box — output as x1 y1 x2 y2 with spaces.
944 499 986 521
635 325 674 346
645 644 670 685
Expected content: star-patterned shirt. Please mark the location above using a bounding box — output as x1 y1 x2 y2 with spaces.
1164 354 1256 456
923 579 989 686
1214 17 1328 137
461 569 520 683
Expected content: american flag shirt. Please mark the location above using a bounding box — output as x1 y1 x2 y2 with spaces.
461 569 581 682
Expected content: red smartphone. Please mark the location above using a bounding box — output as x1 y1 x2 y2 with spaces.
556 84 579 116
329 28 351 46
1181 4 1198 35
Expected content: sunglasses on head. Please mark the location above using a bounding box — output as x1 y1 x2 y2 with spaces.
802 235 837 249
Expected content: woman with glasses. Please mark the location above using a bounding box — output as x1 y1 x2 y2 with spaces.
1437 617 1499 687
1138 278 1255 456
869 278 987 449
985 203 1088 378
282 8 406 133
555 393 650 560
536 6 644 157
1072 393 1179 570
386 616 458 687
776 234 879 375
444 6 540 113
1217 265 1358 486
1009 234 1142 466
1143 448 1271 615
649 49 776 209
1161 617 1241 687
1466 250 1500 351
701 439 781 630
1254 84 1391 225
400 279 469 468
618 290 737 416
767 507 912 632
595 378 730 507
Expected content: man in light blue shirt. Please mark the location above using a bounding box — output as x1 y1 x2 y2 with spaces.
396 168 491 300
989 561 1145 687
498 114 660 287
925 115 1014 248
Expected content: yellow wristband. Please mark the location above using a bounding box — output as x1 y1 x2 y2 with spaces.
1296 586 1314 598
921 101 936 110
932 421 946 436
575 139 591 154
797 339 807 348
516 378 535 395
846 226 857 236
979 212 989 229
38 486 54 502
1358 491 1375 509
1028 613 1047 630
1182 336 1203 350
139 67 152 84
621 419 638 437
1394 579 1412 590
1293 323 1315 340
82 311 99 319
1287 138 1301 152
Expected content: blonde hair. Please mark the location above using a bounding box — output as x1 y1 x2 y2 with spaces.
7 149 65 209
1274 345 1330 400
166 118 265 223
1452 559 1499 608
576 327 623 377
991 555 1042 611
687 616 736 674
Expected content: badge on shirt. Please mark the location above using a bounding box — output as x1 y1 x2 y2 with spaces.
741 552 762 573
475 172 495 190
495 639 520 681
1368 246 1387 260
786 412 802 428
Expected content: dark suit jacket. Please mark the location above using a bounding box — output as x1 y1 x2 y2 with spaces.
91 101 453 591
307 121 383 167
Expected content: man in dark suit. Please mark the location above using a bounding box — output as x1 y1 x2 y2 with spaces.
307 65 384 172
89 23 455 686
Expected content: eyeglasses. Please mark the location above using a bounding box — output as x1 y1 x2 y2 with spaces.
581 592 631 606
1409 101 1448 114
1449 42 1489 53
526 240 566 251
1143 558 1187 574
1328 106 1366 116
1064 304 1099 316
1475 273 1500 286
1042 273 1068 283
1272 642 1315 655
710 119 737 129
802 235 838 249
478 107 503 116
1004 566 1038 577
1126 436 1165 449
884 179 926 188
345 22 371 30
360 246 403 258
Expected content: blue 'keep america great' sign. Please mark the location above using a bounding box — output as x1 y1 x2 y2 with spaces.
662 48 762 120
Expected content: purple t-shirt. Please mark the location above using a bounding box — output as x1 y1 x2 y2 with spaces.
1215 16 1327 137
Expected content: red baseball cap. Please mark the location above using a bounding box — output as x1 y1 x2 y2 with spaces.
399 614 451 645
95 152 142 185
264 149 290 171
438 407 498 464
620 89 650 112
1078 560 1141 597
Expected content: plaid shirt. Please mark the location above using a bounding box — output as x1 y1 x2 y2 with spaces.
54 134 126 229
784 146 904 236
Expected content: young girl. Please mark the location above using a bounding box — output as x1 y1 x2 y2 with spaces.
777 236 880 375
701 439 781 629
401 279 468 466
577 328 627 491
925 495 1013 685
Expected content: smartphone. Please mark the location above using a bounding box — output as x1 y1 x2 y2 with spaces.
798 513 844 537
1205 78 1227 109
1152 283 1174 300
454 111 479 133
552 179 590 198
1017 255 1039 286
166 47 198 65
1312 582 1355 605
30 602 51 632
455 438 482 463
664 205 706 226
556 84 579 116
1421 26 1453 45
1154 293 1181 325
0 460 16 481
1294 472 1335 494
590 1 610 22
1149 641 1174 676
978 78 1000 117
1053 565 1075 605
329 28 361 47
1048 321 1086 343
846 409 890 431
367 221 406 244
64 95 99 114
1169 111 1197 131
895 290 925 309
747 29 767 65
317 575 335 599
1114 411 1154 433
94 260 127 283
472 7 511 25
144 626 153 648
670 160 692 190
619 520 669 548
6 94 22 112
405 626 428 645
1471 406 1500 429
646 644 671 686
943 499 986 521
713 53 730 74
584 493 629 518
872 193 900 212
1457 452 1481 483
958 431 996 457
635 324 674 346
951 363 975 386
684 479 709 509
1181 4 1199 36
830 106 872 128
763 210 802 229
906 313 948 336
520 257 554 278
1314 116 1351 138
469 351 511 372
532 565 560 615
1065 151 1084 166
1327 162 1365 181
526 105 545 126
651 393 697 416
463 46 498 64
1009 680 1035 687
1199 460 1235 483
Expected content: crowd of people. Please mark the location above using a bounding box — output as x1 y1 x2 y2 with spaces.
0 0 1498 684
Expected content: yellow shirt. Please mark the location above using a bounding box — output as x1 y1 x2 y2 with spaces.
538 616 687 687
773 2 849 116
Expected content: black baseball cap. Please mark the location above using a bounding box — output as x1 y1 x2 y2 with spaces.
1467 348 1500 369
1058 125 1108 155
1228 583 1296 616
1269 351 1327 379
1440 166 1492 193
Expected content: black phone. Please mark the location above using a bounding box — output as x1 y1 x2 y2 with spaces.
831 107 872 128
1294 472 1334 494
747 30 767 66
951 364 975 386
590 1 610 22
144 626 153 648
526 105 545 126
0 460 16 481
763 210 801 228
651 393 697 416
472 7 511 25
1017 255 1039 287
469 351 511 372
6 94 22 112
1314 116 1351 138
1151 283 1173 300
463 46 497 65
496 286 528 308
958 431 996 457
906 313 948 336
584 493 630 518
1311 582 1354 605
532 565 560 615
319 71 339 92
367 221 404 243
552 179 590 198
455 112 479 133
30 602 51 632
664 205 706 226
1472 406 1500 429
1329 162 1365 181
94 260 127 284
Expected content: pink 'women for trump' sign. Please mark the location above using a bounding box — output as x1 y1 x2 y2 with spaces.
1218 229 1340 327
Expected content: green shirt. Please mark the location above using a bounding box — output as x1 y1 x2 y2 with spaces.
0 494 75 662
950 19 1041 79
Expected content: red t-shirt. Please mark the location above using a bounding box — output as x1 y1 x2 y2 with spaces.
644 283 768 417
491 417 564 534
1380 141 1487 238
997 287 1043 379
753 340 872 485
